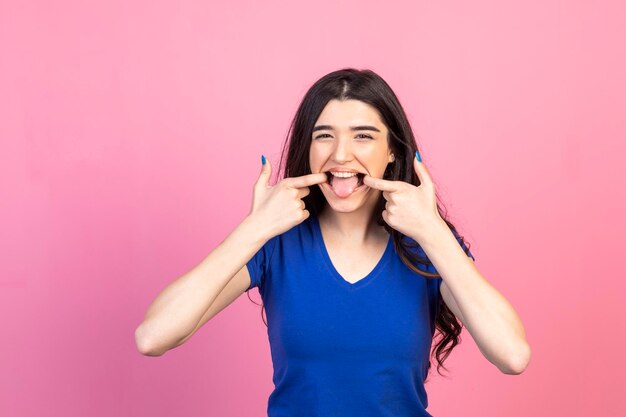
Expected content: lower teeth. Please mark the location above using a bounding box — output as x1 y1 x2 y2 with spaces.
326 177 365 190
325 174 366 191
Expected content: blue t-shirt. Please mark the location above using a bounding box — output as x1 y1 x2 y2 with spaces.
246 215 474 417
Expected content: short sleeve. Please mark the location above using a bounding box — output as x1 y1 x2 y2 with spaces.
416 230 475 321
245 236 278 292
420 260 444 322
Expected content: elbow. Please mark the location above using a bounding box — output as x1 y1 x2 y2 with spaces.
134 324 165 357
501 342 532 375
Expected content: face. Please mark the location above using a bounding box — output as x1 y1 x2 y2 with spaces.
309 99 394 212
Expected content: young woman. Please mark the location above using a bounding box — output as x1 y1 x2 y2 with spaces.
135 68 531 416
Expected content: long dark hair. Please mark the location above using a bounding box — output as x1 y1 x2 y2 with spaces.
247 68 474 380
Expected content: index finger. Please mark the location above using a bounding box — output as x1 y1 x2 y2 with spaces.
362 174 402 192
285 172 328 189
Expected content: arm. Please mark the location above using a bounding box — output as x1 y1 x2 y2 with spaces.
419 220 531 375
134 214 268 356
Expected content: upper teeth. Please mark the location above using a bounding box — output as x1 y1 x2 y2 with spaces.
330 172 358 178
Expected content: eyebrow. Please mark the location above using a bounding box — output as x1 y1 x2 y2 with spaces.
312 125 382 133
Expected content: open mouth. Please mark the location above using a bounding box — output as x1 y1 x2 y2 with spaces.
322 171 369 199
324 171 365 187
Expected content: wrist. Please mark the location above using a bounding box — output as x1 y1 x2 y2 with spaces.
241 213 272 245
417 217 454 251
411 216 448 246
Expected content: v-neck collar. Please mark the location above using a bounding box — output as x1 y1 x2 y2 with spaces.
312 215 393 291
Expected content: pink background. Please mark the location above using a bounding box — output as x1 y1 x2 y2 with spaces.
1 1 624 416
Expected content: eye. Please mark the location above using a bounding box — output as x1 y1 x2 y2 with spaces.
313 133 374 140
314 133 332 140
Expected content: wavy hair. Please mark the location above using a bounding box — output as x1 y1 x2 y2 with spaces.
247 68 474 379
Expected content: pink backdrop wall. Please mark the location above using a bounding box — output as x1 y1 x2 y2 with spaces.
2 1 624 416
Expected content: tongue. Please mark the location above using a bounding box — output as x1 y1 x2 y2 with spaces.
331 175 359 198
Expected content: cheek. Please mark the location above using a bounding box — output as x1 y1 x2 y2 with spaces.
356 149 388 172
309 145 324 172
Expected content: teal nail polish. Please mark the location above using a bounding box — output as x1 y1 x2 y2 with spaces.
261 154 266 165
415 150 422 162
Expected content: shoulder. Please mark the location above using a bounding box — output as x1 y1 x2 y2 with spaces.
281 215 317 243
401 227 475 264
266 215 317 257
399 235 433 272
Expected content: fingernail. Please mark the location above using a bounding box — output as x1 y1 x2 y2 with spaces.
415 150 422 162
261 154 266 165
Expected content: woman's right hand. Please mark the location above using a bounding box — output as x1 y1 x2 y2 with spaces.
248 155 327 239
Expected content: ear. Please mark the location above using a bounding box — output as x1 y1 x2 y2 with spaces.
388 153 395 163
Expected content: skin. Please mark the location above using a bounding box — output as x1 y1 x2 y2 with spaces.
309 99 531 374
136 98 531 373
309 98 394 256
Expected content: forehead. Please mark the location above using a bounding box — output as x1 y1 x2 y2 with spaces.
315 99 386 130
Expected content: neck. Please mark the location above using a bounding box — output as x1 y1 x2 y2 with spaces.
318 199 385 245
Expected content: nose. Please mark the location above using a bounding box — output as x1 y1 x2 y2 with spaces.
330 136 354 163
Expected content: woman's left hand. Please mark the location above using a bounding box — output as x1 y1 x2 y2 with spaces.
362 153 444 244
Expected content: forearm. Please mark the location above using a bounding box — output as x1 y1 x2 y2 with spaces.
418 220 530 373
135 214 269 355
